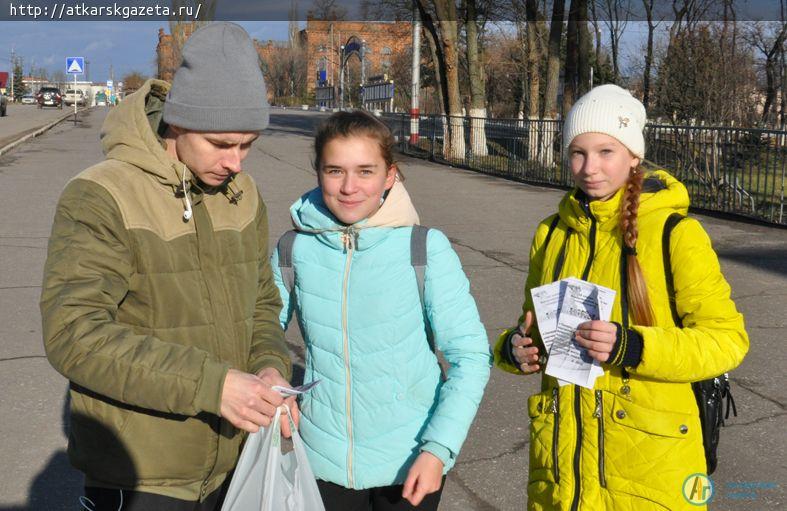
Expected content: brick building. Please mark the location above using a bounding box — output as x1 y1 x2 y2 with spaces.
300 19 411 93
156 20 412 106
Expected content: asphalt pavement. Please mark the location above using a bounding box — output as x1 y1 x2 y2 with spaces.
0 107 784 510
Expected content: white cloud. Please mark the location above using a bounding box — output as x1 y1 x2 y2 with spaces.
84 40 116 53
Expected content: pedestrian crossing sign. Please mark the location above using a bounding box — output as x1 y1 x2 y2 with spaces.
67 57 84 74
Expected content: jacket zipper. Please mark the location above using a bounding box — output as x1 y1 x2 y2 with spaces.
570 386 583 511
342 244 355 488
567 199 596 511
594 390 607 487
551 387 560 483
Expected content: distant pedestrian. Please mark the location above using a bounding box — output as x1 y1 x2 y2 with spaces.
495 84 749 510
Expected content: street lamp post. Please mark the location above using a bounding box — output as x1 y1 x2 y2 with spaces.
360 39 366 109
339 44 345 110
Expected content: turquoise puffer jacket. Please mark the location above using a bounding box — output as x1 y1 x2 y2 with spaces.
271 181 492 489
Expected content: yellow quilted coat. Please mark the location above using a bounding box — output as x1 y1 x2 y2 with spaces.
494 170 748 510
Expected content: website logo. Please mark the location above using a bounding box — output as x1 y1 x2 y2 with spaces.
683 473 714 505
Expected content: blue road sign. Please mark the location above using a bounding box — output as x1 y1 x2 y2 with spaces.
66 57 84 74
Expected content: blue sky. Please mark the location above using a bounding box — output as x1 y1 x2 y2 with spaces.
0 21 296 83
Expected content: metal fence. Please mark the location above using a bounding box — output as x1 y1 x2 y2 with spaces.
380 113 787 226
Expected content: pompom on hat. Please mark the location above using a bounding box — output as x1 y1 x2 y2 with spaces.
562 84 647 159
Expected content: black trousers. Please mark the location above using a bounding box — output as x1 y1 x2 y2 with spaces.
317 478 446 511
80 484 227 511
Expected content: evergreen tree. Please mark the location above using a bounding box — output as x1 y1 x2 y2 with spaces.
12 59 26 100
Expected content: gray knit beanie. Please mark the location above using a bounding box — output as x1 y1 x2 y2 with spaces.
163 22 269 132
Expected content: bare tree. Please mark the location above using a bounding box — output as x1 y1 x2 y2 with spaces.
596 0 630 83
121 71 148 93
781 3 787 127
524 0 544 118
641 0 662 109
464 0 489 155
261 45 309 106
419 2 448 117
543 0 565 118
564 0 591 112
167 1 216 70
307 0 349 19
424 0 465 159
748 21 787 125
655 21 759 125
486 32 524 117
668 0 712 42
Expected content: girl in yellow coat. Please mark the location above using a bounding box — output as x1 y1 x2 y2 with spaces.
494 85 749 510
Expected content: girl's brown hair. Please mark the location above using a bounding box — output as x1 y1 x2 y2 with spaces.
313 110 403 180
620 165 655 326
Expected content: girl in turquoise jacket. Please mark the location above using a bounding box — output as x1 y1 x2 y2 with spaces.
271 111 492 510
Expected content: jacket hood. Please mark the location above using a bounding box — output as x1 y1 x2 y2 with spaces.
101 79 182 186
558 169 690 232
289 179 420 250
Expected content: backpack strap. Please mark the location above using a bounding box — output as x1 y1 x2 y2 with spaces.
411 225 445 380
662 213 686 328
540 215 569 283
542 214 561 252
277 230 298 294
411 225 430 308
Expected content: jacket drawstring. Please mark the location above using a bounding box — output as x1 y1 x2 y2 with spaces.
340 226 359 252
224 176 244 204
179 164 193 221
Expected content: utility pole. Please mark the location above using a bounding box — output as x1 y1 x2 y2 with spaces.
409 0 421 144
9 45 15 101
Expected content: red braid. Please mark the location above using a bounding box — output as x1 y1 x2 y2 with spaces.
620 166 655 326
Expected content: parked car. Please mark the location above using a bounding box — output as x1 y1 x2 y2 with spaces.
0 92 7 116
21 94 36 105
36 87 63 109
63 89 86 107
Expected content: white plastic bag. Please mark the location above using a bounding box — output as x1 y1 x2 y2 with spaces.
221 406 325 511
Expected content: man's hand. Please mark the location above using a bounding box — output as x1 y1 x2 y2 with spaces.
511 311 542 374
402 451 444 506
257 367 300 438
220 369 284 433
574 320 618 363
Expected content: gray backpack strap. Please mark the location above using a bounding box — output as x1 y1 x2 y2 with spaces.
277 230 298 294
411 225 445 381
411 225 430 308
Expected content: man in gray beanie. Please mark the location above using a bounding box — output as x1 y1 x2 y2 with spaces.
41 22 295 510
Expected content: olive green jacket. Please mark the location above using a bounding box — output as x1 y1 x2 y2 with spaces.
41 80 291 501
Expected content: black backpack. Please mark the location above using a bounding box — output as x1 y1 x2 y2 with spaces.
662 214 737 475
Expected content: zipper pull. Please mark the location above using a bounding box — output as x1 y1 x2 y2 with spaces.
340 226 359 251
551 387 559 414
593 390 602 418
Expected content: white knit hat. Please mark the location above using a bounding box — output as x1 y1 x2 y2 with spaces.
563 84 647 159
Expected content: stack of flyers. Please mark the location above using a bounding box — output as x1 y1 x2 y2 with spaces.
530 277 616 389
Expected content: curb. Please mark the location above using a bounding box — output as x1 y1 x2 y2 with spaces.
0 108 90 157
